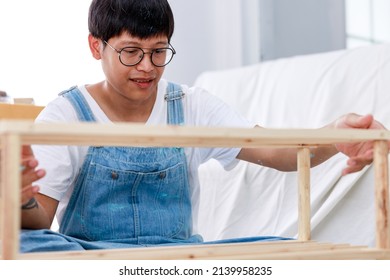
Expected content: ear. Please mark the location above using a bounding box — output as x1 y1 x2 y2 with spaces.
88 34 103 60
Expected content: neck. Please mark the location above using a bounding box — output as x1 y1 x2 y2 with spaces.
86 82 157 123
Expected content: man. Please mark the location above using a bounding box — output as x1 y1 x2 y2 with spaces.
20 0 386 252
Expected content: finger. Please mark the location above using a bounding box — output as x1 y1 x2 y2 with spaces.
21 168 46 187
20 151 40 178
343 114 373 129
21 185 40 205
21 145 35 160
346 149 374 165
342 164 366 176
343 156 373 176
346 157 372 171
21 158 39 173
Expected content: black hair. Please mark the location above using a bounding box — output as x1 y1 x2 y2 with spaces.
88 0 174 42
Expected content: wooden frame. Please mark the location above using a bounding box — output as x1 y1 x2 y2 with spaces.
1 120 390 259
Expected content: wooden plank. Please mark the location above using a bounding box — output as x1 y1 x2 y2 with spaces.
298 148 311 241
0 134 21 260
0 103 43 120
374 140 390 249
17 241 350 260
18 241 381 260
1 121 390 148
219 248 390 260
198 243 361 260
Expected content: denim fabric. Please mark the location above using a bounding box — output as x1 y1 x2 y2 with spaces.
20 84 292 253
165 82 185 125
20 229 292 253
60 146 194 243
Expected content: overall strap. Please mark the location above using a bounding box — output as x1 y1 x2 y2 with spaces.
164 82 185 125
59 86 96 122
61 84 185 124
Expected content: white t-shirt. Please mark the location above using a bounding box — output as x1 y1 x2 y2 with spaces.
33 79 255 234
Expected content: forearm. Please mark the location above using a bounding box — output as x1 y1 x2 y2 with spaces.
21 197 53 230
307 145 339 167
237 145 338 172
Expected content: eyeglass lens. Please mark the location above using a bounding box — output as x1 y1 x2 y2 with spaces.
119 47 174 67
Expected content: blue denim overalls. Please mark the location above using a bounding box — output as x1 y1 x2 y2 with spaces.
20 83 290 253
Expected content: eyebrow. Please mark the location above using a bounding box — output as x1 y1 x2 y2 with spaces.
118 40 169 48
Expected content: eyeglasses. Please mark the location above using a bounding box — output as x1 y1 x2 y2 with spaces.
103 40 176 67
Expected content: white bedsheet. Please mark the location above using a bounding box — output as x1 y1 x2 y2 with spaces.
194 44 390 247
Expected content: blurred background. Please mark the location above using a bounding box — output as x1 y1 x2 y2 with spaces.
0 0 389 105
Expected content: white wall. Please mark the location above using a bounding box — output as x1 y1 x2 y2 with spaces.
0 0 101 106
0 0 345 106
259 0 346 60
165 0 346 83
164 0 261 85
0 0 259 105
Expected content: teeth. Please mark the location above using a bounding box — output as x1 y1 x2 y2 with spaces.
134 79 150 83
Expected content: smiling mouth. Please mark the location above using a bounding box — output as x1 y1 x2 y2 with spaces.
131 78 154 83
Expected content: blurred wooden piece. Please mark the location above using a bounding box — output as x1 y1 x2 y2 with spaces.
13 98 35 105
0 134 21 260
298 147 311 241
0 103 43 120
374 140 390 249
0 104 42 259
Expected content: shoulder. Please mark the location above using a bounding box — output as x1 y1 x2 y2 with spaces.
35 86 85 123
35 85 109 123
162 79 253 127
162 80 224 107
179 83 252 127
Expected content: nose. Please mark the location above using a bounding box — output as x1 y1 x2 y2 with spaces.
135 52 154 72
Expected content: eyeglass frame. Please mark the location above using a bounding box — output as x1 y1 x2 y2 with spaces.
103 40 176 67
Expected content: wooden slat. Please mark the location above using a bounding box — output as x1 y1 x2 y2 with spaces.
0 103 43 120
374 140 390 249
17 240 309 260
224 247 390 260
15 241 357 260
0 134 21 260
18 241 387 260
1 121 390 148
298 148 311 241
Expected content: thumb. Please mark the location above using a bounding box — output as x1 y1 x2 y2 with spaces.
340 114 373 129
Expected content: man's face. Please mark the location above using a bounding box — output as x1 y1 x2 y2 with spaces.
99 32 170 103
